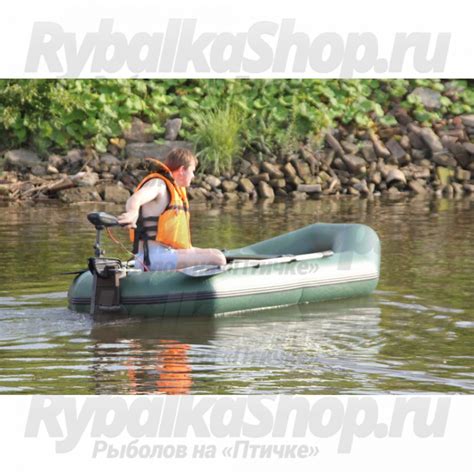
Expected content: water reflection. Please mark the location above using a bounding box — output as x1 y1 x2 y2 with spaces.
90 317 217 395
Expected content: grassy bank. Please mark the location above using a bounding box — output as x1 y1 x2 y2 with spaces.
1 79 473 174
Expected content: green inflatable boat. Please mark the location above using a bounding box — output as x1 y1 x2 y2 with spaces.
68 213 381 318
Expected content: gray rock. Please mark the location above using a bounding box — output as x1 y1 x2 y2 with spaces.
31 165 47 176
187 187 209 201
419 128 444 152
302 152 319 174
282 162 297 178
386 138 408 164
221 180 238 192
442 128 466 140
463 183 474 193
410 87 442 109
123 118 154 143
411 165 431 180
250 173 270 185
48 154 65 170
332 157 347 171
261 162 284 179
325 133 345 157
441 135 459 150
360 141 377 163
239 160 252 174
103 185 130 204
393 107 412 125
455 168 471 181
463 142 474 155
399 135 411 150
369 131 391 158
165 118 183 141
318 171 332 184
238 178 255 194
100 153 121 167
341 140 359 154
294 160 312 179
326 178 341 194
352 180 370 195
408 180 427 195
370 171 382 185
449 143 472 168
4 149 42 171
411 149 428 162
100 172 116 180
109 165 121 177
47 165 59 175
386 169 407 185
432 151 457 167
342 154 367 174
246 164 260 176
58 187 102 203
297 184 322 194
71 171 100 187
257 181 275 199
286 175 304 187
460 115 474 128
407 132 425 150
65 149 86 167
126 141 193 160
205 175 221 188
270 179 286 189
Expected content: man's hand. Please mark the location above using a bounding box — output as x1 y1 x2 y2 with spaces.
118 178 165 229
117 210 139 229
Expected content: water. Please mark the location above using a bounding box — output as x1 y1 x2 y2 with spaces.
0 197 473 394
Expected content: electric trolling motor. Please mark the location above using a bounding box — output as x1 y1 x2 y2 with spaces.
87 212 126 316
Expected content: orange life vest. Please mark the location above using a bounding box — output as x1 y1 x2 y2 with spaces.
130 163 192 261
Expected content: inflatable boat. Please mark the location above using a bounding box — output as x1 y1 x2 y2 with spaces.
68 213 381 318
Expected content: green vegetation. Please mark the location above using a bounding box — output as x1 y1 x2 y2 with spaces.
0 79 473 173
191 105 242 174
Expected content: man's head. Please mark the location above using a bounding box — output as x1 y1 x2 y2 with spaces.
165 148 198 187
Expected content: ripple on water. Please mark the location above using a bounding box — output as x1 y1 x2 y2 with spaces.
455 321 474 329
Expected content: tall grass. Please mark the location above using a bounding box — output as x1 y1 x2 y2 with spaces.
191 106 243 175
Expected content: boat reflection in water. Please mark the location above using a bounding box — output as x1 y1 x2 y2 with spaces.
89 297 381 395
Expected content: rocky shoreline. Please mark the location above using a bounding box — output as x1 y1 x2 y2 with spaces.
1 114 473 205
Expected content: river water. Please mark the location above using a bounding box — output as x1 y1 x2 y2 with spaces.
0 197 473 394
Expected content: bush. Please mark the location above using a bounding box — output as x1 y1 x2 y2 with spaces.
191 106 242 175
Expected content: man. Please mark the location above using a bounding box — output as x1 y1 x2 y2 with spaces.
118 148 226 271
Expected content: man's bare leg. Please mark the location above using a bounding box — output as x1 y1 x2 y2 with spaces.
175 248 226 269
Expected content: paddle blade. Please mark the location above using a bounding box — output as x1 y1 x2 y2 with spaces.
179 265 225 277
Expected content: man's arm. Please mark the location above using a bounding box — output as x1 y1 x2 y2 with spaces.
117 179 165 229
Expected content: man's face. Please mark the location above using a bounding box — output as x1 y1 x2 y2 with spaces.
173 164 195 187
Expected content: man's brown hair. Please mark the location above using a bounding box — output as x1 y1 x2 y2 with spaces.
164 148 198 171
